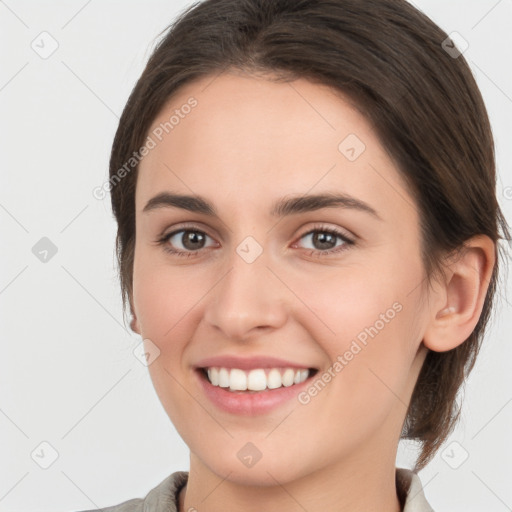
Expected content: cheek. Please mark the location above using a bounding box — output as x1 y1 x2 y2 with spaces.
296 302 420 453
133 253 206 340
132 263 205 431
292 252 423 412
288 258 411 348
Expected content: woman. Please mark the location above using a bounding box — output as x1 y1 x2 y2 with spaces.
86 0 510 510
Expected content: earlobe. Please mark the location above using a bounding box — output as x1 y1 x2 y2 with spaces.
130 315 141 334
129 296 141 335
422 235 495 353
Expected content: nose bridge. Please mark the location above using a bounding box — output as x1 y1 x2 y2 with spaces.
203 237 288 339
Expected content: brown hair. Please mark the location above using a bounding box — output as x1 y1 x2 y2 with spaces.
108 0 510 470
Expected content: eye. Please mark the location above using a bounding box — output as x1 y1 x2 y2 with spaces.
157 228 217 257
294 225 355 256
156 223 355 258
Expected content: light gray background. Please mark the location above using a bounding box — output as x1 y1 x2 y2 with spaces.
1 1 511 511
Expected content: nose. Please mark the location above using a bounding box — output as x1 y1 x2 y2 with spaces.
203 246 289 341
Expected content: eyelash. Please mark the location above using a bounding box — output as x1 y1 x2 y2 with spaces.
155 223 355 259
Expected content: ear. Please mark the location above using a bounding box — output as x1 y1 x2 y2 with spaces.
423 235 496 352
129 293 141 335
130 315 141 335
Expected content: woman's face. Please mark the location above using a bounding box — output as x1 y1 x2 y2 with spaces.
132 71 431 485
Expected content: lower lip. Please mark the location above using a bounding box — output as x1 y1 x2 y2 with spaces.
195 369 315 416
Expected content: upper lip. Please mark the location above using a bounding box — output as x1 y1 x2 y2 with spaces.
194 355 316 371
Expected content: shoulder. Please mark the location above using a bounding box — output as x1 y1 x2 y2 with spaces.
73 471 189 512
76 497 143 512
396 467 435 512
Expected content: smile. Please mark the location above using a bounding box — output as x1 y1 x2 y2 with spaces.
196 366 319 415
203 367 312 392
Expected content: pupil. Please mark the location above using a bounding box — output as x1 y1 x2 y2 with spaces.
314 232 336 250
183 231 204 250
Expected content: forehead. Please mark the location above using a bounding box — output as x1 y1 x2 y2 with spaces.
135 72 413 221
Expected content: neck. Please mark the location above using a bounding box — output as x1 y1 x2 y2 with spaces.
180 441 402 512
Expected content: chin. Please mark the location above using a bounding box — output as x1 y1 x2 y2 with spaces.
200 450 308 487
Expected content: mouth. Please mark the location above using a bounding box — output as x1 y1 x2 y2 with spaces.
197 366 319 393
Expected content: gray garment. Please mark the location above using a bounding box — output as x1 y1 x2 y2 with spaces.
77 468 434 512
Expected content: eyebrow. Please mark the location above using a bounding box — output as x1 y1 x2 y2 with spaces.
142 191 381 219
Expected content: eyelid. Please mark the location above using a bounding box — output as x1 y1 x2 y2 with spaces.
292 222 355 245
158 221 218 241
158 221 354 242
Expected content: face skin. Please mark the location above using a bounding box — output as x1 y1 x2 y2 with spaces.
130 71 495 512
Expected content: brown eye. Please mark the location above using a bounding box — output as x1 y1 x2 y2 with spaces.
310 231 338 250
297 228 353 254
162 229 216 254
180 231 207 250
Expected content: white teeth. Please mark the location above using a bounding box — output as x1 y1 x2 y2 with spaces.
218 367 230 388
247 369 267 391
207 368 219 386
229 369 247 391
296 369 309 384
204 367 311 391
281 368 295 387
267 368 282 389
